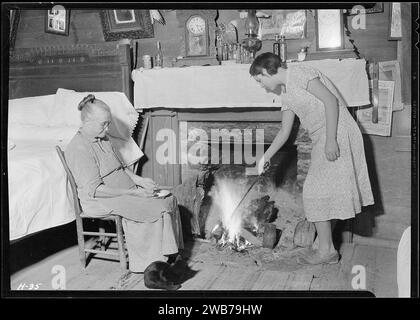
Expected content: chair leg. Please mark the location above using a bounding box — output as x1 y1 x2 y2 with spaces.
75 218 86 269
99 222 106 251
115 216 127 271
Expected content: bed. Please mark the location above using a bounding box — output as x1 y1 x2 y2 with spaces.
7 43 140 241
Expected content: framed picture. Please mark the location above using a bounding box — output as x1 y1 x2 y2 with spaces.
9 9 20 50
368 60 403 111
355 80 394 136
388 2 402 40
315 10 344 51
45 8 70 36
257 10 307 40
347 3 384 15
100 10 154 41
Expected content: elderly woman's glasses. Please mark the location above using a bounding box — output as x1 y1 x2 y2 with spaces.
100 121 111 128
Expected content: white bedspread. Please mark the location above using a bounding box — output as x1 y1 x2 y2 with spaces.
8 134 76 241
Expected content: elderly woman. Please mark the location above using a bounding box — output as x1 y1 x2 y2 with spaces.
65 94 183 272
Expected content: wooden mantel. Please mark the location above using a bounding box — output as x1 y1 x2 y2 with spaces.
133 59 370 187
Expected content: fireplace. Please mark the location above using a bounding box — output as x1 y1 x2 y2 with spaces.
132 60 371 246
176 117 301 243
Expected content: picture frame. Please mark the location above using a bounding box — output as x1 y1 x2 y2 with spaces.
347 3 384 15
45 8 70 36
388 2 402 40
257 10 307 40
368 60 403 111
100 10 154 41
355 80 394 136
9 9 20 50
315 9 344 51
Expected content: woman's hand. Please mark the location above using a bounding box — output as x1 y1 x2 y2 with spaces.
137 177 158 190
129 187 155 198
257 155 271 175
325 139 340 161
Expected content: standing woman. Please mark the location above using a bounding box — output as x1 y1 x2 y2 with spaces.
250 53 374 265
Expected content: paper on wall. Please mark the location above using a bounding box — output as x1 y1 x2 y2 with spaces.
355 80 395 136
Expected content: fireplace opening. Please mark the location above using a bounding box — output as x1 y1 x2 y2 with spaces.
183 138 300 250
172 123 314 270
175 120 312 257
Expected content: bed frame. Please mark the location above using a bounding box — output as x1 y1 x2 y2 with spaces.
9 42 133 101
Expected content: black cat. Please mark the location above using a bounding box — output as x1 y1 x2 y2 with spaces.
143 255 190 290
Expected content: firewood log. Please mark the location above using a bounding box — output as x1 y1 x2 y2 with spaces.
293 219 316 248
262 223 277 249
240 228 263 247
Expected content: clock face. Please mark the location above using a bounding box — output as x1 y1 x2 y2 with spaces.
187 16 206 35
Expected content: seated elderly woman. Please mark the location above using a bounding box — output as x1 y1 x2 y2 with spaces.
65 94 183 272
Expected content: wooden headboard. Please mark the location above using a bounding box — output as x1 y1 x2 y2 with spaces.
9 42 133 101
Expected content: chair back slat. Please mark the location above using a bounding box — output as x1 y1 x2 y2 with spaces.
55 146 83 218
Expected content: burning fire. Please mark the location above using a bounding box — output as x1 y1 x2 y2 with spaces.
212 178 243 242
210 178 257 250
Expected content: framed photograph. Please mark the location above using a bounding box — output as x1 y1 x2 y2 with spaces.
257 10 307 40
368 60 403 111
388 2 402 40
9 9 20 50
347 3 384 15
45 9 70 36
356 80 394 136
315 10 344 51
100 10 154 41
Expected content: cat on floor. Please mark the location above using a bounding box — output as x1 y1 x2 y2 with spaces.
144 255 197 290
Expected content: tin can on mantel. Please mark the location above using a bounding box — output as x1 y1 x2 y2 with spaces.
142 55 152 69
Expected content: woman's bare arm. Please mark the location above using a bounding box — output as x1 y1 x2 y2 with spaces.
306 78 340 161
258 109 295 174
265 109 295 160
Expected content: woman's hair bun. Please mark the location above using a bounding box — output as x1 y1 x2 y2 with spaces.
78 94 96 111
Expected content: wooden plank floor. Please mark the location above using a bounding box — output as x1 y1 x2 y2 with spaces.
10 240 398 296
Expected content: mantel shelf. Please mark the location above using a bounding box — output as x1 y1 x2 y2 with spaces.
306 49 358 61
132 58 370 110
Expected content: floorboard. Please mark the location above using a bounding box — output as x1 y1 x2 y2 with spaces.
10 239 398 296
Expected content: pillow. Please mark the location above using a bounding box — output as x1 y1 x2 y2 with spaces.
52 88 139 139
8 94 56 126
51 88 83 127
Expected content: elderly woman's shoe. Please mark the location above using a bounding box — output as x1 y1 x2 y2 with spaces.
297 250 340 265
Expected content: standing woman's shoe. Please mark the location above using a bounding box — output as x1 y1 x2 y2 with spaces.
297 250 340 265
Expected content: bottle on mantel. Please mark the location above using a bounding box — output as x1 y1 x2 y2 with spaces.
279 35 287 66
155 41 163 68
273 34 280 56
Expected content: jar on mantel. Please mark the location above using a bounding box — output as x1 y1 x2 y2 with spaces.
298 47 308 62
222 43 229 61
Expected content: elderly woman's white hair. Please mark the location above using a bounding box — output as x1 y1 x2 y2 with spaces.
78 94 111 122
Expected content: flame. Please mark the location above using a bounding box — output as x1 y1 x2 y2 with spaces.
211 178 245 243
